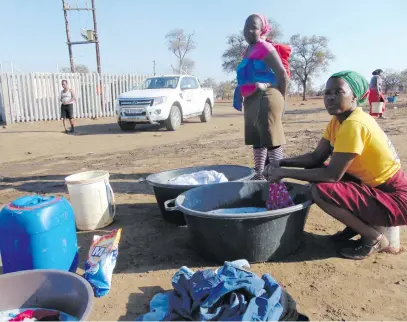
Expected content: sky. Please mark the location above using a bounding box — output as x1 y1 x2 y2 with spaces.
1 0 407 87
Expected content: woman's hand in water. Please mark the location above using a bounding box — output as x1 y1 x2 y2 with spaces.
263 166 284 183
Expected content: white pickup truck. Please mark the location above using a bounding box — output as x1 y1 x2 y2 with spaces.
115 75 214 131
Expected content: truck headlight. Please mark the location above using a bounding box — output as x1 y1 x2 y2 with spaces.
153 97 167 106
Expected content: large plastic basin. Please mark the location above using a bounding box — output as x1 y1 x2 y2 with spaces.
146 165 254 225
0 270 93 321
168 181 313 263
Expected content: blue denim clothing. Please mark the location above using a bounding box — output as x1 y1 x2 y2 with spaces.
136 260 283 321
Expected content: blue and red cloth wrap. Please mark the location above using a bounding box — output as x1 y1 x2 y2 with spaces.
233 58 277 111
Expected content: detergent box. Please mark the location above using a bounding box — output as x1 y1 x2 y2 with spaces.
84 229 122 297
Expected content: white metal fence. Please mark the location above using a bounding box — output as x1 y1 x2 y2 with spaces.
0 73 149 124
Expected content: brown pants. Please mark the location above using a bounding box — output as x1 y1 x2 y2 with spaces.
243 88 286 148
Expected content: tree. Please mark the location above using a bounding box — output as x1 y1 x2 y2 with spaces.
382 70 403 94
166 29 196 74
181 58 195 74
289 34 334 101
221 19 283 74
401 69 407 82
60 64 89 73
201 78 217 88
216 81 234 100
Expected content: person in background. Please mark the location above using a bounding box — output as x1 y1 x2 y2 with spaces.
369 69 386 119
264 71 407 260
233 14 290 180
60 80 76 133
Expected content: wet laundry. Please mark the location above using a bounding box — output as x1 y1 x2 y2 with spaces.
168 170 228 185
2 308 78 321
267 182 295 210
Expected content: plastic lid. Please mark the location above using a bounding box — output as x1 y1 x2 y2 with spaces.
11 195 56 208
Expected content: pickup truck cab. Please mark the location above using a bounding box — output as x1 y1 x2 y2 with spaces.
115 75 214 131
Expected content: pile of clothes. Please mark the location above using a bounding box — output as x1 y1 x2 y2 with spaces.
137 260 308 321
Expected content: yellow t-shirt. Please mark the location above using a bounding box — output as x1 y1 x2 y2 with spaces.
323 107 400 187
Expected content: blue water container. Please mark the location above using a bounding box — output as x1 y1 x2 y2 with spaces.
0 195 79 274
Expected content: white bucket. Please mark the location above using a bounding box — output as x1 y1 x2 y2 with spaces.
374 225 400 253
372 102 384 114
65 171 116 231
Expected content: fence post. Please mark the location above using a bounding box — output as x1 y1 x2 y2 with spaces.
0 73 12 124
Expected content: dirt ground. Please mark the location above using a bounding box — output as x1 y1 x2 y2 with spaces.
1 97 407 321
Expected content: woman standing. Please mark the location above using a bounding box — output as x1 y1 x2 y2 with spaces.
233 14 290 180
368 69 386 119
264 71 407 260
60 80 76 133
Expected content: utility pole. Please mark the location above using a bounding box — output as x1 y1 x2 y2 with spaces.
153 60 156 76
61 0 103 114
91 0 101 74
62 0 75 72
61 0 101 73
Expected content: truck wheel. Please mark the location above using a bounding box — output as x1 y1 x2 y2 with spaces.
200 102 212 123
165 105 182 131
118 121 136 131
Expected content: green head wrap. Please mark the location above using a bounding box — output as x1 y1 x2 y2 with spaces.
330 70 369 105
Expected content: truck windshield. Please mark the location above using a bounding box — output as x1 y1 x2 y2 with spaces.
137 77 180 90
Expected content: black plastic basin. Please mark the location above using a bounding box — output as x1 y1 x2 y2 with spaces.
168 181 313 263
146 165 254 225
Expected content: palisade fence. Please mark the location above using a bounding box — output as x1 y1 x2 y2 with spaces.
0 73 149 124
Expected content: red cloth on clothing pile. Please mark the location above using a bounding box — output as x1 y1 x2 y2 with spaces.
9 309 60 321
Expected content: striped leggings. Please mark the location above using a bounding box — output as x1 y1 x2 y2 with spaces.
252 146 284 180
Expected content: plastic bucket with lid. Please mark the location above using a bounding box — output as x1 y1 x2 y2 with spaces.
372 102 384 113
65 171 115 231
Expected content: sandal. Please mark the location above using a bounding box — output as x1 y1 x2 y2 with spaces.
339 235 390 260
330 227 358 242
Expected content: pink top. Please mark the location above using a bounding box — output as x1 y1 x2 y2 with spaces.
239 40 276 97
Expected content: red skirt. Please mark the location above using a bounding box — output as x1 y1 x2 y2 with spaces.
314 169 407 227
368 88 386 116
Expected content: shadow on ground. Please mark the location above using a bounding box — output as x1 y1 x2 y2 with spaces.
118 287 169 321
0 173 153 196
274 232 343 263
76 203 211 275
73 123 164 136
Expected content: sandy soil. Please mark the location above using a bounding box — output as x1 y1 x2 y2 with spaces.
1 97 407 321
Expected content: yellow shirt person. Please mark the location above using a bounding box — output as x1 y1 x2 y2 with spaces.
323 107 400 187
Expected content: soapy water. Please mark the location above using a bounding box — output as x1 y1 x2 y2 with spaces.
209 207 267 214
